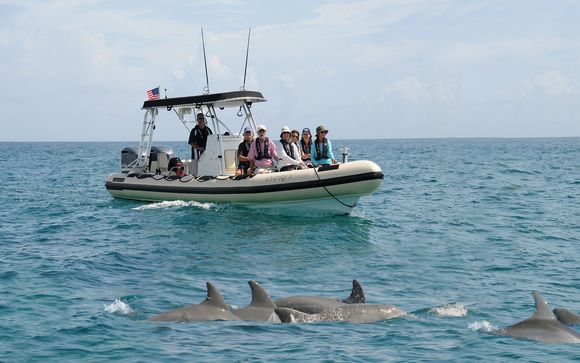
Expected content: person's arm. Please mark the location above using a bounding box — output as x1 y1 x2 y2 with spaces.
292 144 301 163
188 129 196 148
270 141 279 160
327 139 336 163
310 141 318 166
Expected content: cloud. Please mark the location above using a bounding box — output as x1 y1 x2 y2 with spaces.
519 71 574 98
379 75 459 106
209 55 230 79
435 37 572 66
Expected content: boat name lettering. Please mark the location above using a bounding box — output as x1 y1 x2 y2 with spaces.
265 174 292 183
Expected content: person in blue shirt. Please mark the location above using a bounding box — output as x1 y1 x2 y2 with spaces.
310 125 336 166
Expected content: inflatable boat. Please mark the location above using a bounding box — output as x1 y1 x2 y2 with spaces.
105 90 383 215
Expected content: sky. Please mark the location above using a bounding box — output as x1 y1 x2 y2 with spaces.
1 0 579 141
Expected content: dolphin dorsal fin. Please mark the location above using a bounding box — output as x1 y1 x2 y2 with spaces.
248 281 276 308
203 282 228 309
532 291 556 320
342 279 366 304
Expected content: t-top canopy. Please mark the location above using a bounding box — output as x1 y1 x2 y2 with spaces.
142 90 266 109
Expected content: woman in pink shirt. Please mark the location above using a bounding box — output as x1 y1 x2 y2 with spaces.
248 124 279 174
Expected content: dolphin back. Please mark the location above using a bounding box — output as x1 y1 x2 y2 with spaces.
203 282 229 309
342 279 365 304
553 308 580 326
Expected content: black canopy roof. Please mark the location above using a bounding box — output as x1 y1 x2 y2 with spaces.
142 90 266 109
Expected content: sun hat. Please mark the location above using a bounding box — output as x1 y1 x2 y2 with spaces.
280 126 291 137
257 124 267 131
316 125 328 134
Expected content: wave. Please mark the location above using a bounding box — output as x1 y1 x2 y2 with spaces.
103 298 134 315
468 320 498 332
132 200 216 211
428 303 468 317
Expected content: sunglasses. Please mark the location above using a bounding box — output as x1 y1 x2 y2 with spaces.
320 130 328 134
292 134 299 138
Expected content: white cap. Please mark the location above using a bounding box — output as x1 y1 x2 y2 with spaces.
257 124 267 131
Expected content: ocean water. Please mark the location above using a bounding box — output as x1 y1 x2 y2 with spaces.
0 138 579 362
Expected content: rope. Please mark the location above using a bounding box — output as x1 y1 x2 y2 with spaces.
313 166 357 209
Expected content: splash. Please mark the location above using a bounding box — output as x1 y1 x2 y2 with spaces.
132 200 216 211
428 303 468 317
104 298 134 315
468 320 498 332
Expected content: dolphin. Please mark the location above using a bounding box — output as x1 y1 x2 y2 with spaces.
149 282 240 322
274 279 365 314
553 308 580 326
501 292 580 344
275 303 406 324
232 281 279 321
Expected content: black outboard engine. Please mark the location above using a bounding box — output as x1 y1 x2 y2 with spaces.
121 146 139 168
148 145 174 174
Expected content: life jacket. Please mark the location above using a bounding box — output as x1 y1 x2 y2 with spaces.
279 138 295 159
300 139 311 156
255 137 271 160
240 141 251 157
238 140 251 168
314 138 329 160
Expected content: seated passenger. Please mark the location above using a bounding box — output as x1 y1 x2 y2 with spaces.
236 127 254 176
275 126 303 171
299 127 314 168
310 125 336 166
247 124 279 174
168 157 186 177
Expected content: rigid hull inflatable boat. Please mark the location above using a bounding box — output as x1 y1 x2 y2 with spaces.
105 90 384 214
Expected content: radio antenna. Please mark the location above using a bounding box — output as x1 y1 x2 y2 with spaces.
201 27 210 94
241 28 251 90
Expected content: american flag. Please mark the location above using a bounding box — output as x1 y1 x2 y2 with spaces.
147 87 160 100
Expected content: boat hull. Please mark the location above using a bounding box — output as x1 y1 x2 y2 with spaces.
105 160 383 214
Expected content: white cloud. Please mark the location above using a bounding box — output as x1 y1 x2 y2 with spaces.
436 38 571 66
519 71 574 98
209 55 230 79
379 76 459 106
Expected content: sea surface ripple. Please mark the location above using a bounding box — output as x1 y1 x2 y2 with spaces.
0 138 579 362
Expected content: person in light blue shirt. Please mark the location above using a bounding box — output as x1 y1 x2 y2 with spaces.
310 125 336 166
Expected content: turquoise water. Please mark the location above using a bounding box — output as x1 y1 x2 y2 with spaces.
1 139 579 361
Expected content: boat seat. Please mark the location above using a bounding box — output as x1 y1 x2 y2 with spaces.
224 149 237 174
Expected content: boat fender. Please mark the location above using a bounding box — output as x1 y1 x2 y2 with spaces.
196 175 215 182
179 175 195 183
231 174 251 181
152 174 165 181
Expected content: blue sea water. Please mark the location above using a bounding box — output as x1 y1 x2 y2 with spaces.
0 138 579 362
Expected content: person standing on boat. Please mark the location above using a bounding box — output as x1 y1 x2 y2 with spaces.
275 126 303 171
247 124 279 174
299 127 314 168
188 112 213 175
311 125 336 166
236 127 254 176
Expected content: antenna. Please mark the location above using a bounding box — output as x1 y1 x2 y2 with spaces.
241 28 251 90
201 27 210 94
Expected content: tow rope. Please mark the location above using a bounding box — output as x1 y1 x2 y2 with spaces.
313 165 357 209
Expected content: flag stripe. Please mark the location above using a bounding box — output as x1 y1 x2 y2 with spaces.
147 87 160 100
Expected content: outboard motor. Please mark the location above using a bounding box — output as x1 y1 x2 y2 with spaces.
148 145 174 173
121 146 140 168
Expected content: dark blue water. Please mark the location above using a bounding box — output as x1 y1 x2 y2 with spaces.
1 139 579 361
